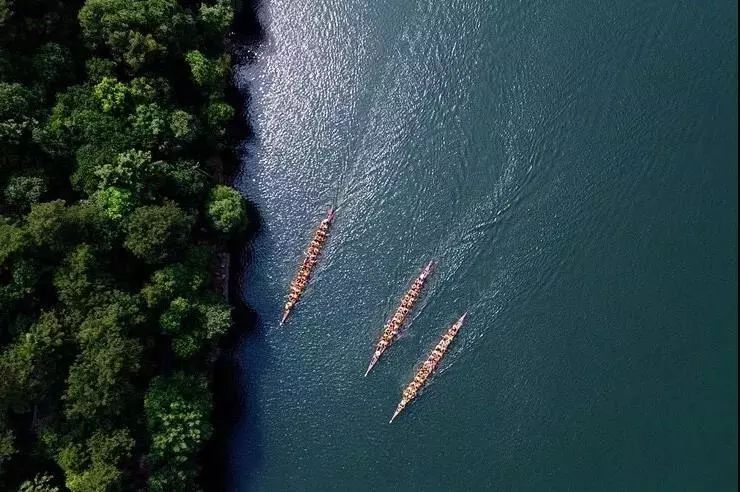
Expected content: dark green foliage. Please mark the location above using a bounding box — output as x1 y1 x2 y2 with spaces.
63 295 144 422
0 220 26 265
18 473 62 492
185 50 230 91
0 82 38 149
0 221 38 310
94 149 153 194
93 186 135 221
157 160 208 200
55 429 134 492
141 247 230 359
205 99 234 137
32 43 73 88
1 0 238 489
198 1 234 43
207 184 247 236
145 373 212 490
4 176 47 211
124 202 192 262
85 57 115 82
25 201 112 254
79 0 194 71
160 295 231 358
0 429 14 471
0 312 66 413
25 200 72 251
53 244 111 309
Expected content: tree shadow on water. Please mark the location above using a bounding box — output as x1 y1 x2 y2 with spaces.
201 1 270 490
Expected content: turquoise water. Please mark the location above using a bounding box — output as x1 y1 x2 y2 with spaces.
230 0 737 489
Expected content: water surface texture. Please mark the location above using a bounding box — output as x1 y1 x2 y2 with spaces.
231 1 737 489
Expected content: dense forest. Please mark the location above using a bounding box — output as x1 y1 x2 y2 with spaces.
0 0 247 490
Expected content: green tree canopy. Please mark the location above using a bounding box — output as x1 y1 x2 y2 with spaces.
56 429 134 492
198 1 234 44
18 473 62 492
206 184 246 236
144 372 212 490
185 50 229 91
79 0 193 70
124 202 192 262
4 176 47 212
63 300 143 421
0 312 66 413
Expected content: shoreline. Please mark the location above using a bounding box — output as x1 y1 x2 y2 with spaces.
201 0 265 488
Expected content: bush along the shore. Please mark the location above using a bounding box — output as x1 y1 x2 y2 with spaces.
0 1 246 490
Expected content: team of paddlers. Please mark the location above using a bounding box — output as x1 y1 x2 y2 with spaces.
365 260 435 376
390 313 467 423
280 208 465 422
280 208 335 325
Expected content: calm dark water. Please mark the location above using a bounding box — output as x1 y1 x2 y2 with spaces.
230 0 737 490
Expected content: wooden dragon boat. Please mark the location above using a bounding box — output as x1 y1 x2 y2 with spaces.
280 208 335 325
364 260 434 376
389 312 466 423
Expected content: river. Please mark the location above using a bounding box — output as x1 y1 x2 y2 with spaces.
229 0 737 490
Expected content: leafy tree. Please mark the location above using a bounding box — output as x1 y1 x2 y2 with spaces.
160 297 198 357
0 83 34 119
85 58 116 82
18 473 62 492
0 0 9 27
67 201 119 251
0 312 66 413
0 427 15 474
24 201 111 254
199 298 231 335
128 77 171 105
53 244 110 310
0 0 238 488
56 429 134 492
78 0 193 70
169 109 198 144
95 149 154 195
0 220 26 266
205 99 234 137
93 186 135 221
144 373 212 490
0 221 39 310
156 160 208 200
48 85 134 154
198 1 234 45
185 50 229 91
0 82 37 149
72 144 119 195
92 76 128 113
25 200 71 251
1 221 37 312
129 102 170 149
0 258 39 310
124 202 192 262
32 43 72 88
64 301 143 421
4 175 47 211
207 184 246 236
140 248 210 308
159 293 230 359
